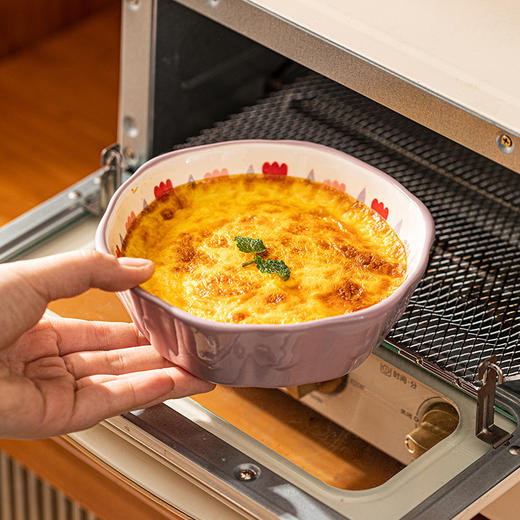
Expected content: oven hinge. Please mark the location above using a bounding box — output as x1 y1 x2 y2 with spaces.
475 356 512 448
98 143 122 213
71 143 123 216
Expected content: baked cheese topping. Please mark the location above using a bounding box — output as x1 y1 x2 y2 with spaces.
122 174 407 324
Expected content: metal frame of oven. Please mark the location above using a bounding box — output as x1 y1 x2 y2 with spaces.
2 0 520 518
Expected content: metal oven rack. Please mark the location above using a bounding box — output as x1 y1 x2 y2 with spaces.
177 72 520 394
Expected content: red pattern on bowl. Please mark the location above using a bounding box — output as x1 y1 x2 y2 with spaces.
262 161 288 176
324 179 346 192
96 140 434 387
204 168 229 179
154 179 173 199
371 198 389 220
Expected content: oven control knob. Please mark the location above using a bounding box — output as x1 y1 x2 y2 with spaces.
405 402 458 459
316 376 348 394
285 376 347 399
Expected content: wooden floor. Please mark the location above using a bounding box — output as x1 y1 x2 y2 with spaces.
0 4 120 226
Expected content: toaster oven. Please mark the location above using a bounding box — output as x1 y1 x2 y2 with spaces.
2 1 520 518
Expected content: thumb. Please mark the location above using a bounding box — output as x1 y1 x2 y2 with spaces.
0 250 153 347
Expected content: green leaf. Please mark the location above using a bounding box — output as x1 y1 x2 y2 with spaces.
234 236 266 254
235 236 290 281
253 255 291 281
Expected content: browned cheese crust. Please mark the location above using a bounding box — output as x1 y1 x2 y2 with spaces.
122 174 407 324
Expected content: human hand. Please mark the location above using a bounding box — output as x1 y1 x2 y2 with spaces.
0 251 214 439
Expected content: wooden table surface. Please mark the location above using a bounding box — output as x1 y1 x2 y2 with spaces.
0 4 496 519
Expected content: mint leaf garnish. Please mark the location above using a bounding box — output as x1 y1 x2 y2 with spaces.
235 236 291 281
234 236 266 254
253 255 291 281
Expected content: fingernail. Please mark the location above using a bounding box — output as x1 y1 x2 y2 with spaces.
117 257 153 268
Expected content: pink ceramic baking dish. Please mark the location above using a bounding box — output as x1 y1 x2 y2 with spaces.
95 140 434 387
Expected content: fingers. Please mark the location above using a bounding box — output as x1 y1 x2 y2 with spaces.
76 367 214 396
46 317 148 355
12 250 154 300
71 367 215 430
65 345 173 379
0 250 153 349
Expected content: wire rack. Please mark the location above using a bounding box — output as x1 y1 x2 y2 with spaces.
176 73 520 390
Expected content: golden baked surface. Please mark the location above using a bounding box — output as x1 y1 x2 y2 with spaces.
123 174 406 324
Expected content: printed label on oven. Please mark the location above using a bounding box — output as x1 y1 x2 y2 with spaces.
380 362 418 390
